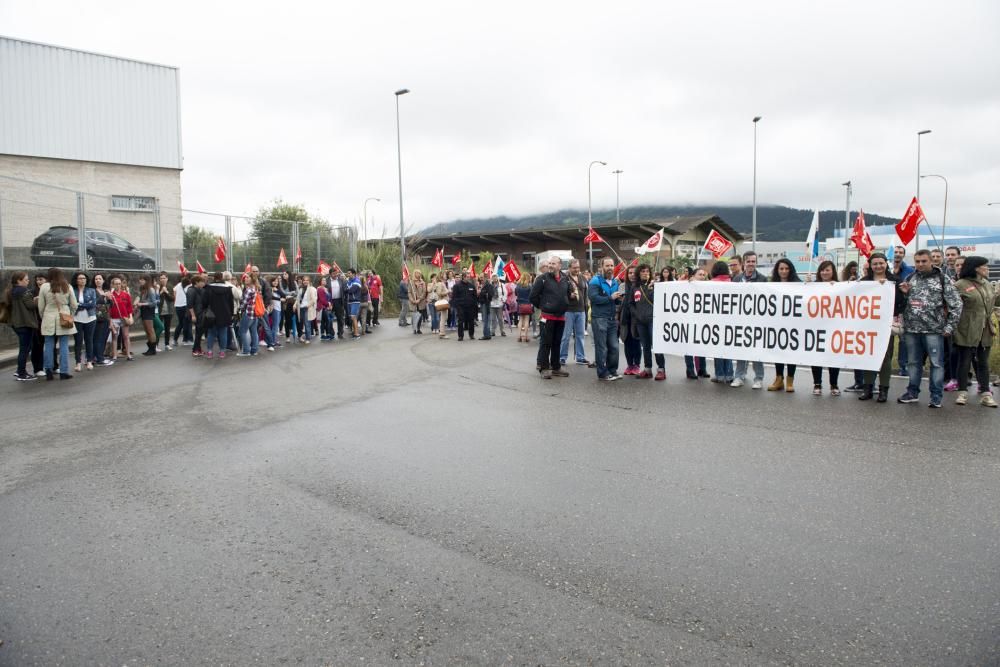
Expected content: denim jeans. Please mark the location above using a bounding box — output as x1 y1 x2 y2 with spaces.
74 319 96 363
735 359 764 382
592 316 619 378
174 306 191 343
239 314 259 354
431 307 441 332
258 310 275 347
623 332 641 367
93 319 110 363
897 336 908 370
299 307 312 340
480 303 492 337
14 326 33 375
560 311 587 362
205 325 228 354
398 300 410 325
713 358 734 381
905 332 944 402
44 334 70 372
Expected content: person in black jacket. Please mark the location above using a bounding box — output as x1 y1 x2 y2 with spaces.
202 273 236 358
186 274 207 355
529 258 572 378
477 276 497 339
326 266 348 339
450 269 478 341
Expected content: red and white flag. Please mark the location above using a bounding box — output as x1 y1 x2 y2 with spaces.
850 210 875 257
634 228 665 255
177 260 189 276
483 259 493 277
896 197 925 246
613 262 626 280
295 246 303 263
583 228 605 244
451 251 462 266
244 263 253 275
701 229 734 259
431 248 444 268
317 261 331 275
469 262 477 279
196 260 206 274
503 260 521 282
213 237 226 263
277 247 288 267
402 264 410 282
331 261 341 274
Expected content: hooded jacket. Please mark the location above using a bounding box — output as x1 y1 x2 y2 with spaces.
952 276 999 347
588 274 621 319
529 271 570 317
901 266 962 335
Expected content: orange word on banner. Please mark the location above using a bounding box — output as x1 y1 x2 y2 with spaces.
828 329 879 356
806 294 882 320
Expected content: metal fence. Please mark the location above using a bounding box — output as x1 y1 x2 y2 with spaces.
0 174 357 276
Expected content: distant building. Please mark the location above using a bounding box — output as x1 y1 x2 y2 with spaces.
0 35 182 268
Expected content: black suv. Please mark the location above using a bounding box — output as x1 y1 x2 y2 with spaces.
30 226 156 271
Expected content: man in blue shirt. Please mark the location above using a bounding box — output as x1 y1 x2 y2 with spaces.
892 245 915 374
587 257 623 381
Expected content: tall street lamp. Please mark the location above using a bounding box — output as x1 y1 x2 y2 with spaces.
612 169 623 224
915 129 931 248
842 180 852 262
920 174 949 246
363 197 380 243
752 116 762 253
395 88 410 265
588 159 607 269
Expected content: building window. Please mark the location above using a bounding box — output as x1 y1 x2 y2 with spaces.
110 195 156 212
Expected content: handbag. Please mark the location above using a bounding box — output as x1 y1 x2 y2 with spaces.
518 303 533 315
56 293 74 329
435 298 450 312
202 305 216 328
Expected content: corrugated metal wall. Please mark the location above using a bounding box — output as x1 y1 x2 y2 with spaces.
0 36 182 170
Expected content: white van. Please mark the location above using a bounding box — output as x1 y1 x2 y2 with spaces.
534 250 574 273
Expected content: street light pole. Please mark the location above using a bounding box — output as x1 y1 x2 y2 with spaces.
842 181 852 264
916 129 931 249
363 197 380 243
920 174 949 246
395 88 410 266
752 116 762 253
612 169 623 224
588 159 606 270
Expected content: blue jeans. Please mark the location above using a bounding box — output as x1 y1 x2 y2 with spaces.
299 307 312 340
258 310 275 347
592 316 619 378
74 320 96 363
93 319 110 363
431 307 441 332
481 303 492 337
714 358 734 381
735 359 763 382
239 314 259 354
560 311 587 362
14 326 33 375
205 325 228 353
685 356 707 376
44 334 70 372
897 336 908 370
905 332 944 402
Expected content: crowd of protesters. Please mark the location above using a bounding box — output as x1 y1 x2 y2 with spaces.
1 264 388 379
4 245 998 409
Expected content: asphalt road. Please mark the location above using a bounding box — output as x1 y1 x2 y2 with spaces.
1 326 998 665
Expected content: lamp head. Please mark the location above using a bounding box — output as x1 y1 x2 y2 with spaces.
753 116 762 123
917 129 931 135
395 88 410 96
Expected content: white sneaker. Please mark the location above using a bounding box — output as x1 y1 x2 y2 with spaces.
730 378 744 388
751 379 763 390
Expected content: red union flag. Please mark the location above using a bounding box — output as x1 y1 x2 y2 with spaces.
451 251 462 265
503 260 521 282
317 261 331 275
851 210 875 257
469 262 477 279
583 228 605 244
702 229 734 258
295 245 303 262
896 197 925 246
431 247 444 268
635 228 665 255
244 263 253 275
613 262 626 280
213 237 226 263
483 259 493 277
196 260 206 274
176 260 188 276
276 247 288 267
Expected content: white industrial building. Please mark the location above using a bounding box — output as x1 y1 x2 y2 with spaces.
0 35 182 270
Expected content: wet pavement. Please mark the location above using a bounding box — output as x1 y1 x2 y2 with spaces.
1 326 998 665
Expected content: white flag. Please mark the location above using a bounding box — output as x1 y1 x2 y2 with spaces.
634 228 665 255
805 210 820 258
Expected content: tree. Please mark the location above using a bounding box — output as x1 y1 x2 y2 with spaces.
183 225 217 263
250 199 350 272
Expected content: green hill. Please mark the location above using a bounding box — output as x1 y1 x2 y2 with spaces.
417 205 898 242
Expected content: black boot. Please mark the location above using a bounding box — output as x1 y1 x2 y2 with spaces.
858 384 874 401
876 386 889 403
142 342 156 356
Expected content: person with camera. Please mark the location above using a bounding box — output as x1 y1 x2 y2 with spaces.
588 257 623 381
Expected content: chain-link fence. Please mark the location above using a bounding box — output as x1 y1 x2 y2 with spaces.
0 175 357 276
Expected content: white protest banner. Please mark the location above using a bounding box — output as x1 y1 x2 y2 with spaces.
653 280 895 371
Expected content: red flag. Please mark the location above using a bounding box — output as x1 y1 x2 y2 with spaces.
331 261 341 273
613 262 626 280
701 229 734 259
317 261 331 275
213 237 226 263
503 260 521 282
896 197 925 246
469 262 477 279
177 260 188 276
451 252 462 265
583 228 605 244
402 264 410 282
196 260 206 274
244 263 252 275
431 248 444 268
483 259 493 277
277 247 288 267
295 246 303 263
850 210 875 257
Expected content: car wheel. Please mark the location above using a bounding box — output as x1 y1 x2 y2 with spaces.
140 261 155 271
85 252 96 270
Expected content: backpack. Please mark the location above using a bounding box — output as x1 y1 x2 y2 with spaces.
253 291 266 318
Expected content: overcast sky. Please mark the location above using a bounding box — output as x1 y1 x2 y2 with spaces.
3 0 999 235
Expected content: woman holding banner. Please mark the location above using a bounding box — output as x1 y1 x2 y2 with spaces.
709 261 735 384
632 264 666 380
809 261 842 396
684 268 710 379
620 266 642 376
859 252 904 402
768 259 801 393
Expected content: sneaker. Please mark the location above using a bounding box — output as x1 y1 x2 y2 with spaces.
607 373 623 381
267 346 275 351
654 369 666 381
844 383 862 393
551 369 569 377
751 379 763 390
204 351 213 359
15 372 36 381
598 374 615 382
182 341 193 346
928 400 942 409
638 369 653 379
576 359 591 365
540 369 552 379
955 391 968 406
893 368 908 378
943 380 958 392
100 359 115 366
165 345 173 351
897 392 919 404
236 352 250 357
192 351 202 357
559 359 567 366
219 351 226 359
981 392 998 408
730 378 744 388
624 365 639 376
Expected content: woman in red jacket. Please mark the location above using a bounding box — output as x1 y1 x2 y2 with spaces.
108 275 134 361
